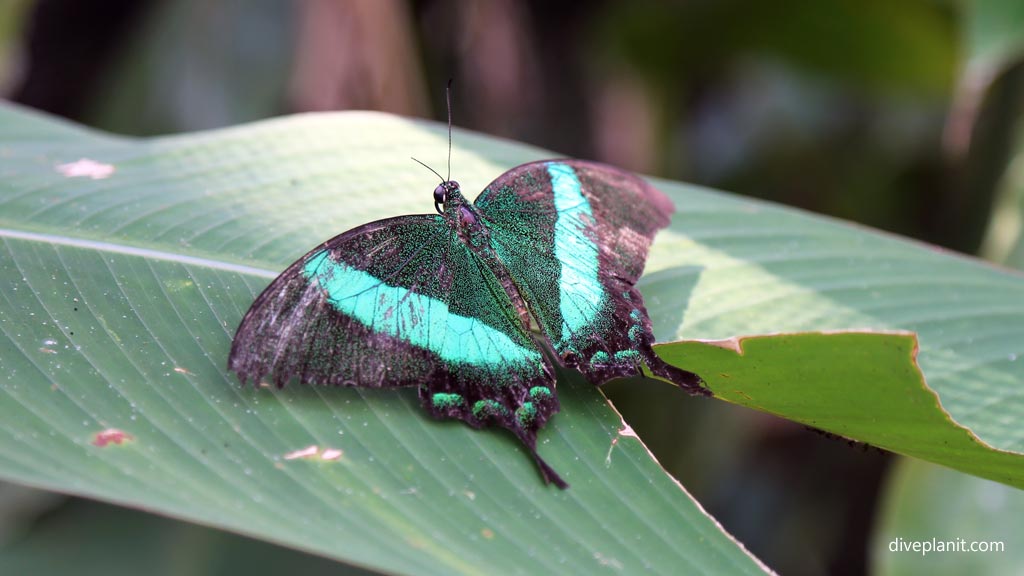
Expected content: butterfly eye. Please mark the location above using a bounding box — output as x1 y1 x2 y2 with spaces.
432 184 447 214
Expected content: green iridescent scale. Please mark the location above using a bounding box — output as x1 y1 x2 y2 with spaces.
229 160 707 489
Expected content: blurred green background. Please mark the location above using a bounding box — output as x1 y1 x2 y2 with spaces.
1 1 1022 575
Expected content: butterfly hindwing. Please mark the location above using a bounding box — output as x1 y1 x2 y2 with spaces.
474 160 706 393
229 210 567 486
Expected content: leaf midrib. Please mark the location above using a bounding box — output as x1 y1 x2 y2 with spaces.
0 226 278 279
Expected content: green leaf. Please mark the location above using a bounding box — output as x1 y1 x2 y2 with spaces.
963 0 1024 76
0 490 360 576
656 333 1024 489
978 60 1024 269
600 0 955 96
0 104 767 574
947 0 1024 162
872 458 1024 575
959 1 1024 259
640 171 1024 486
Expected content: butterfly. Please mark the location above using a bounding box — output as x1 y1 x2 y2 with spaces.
228 158 708 489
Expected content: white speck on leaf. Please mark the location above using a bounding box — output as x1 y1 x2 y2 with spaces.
56 158 115 179
284 445 344 462
92 428 132 447
284 445 319 460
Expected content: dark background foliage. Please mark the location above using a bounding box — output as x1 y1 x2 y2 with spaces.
1 1 1021 575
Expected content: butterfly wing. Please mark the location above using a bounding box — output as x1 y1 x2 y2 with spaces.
474 160 706 394
229 214 567 486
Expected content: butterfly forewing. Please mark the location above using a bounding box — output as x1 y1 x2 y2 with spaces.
231 214 536 378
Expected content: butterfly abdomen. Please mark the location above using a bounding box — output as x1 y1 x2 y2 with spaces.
439 190 565 445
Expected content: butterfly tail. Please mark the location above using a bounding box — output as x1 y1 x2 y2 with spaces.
643 349 711 397
529 446 569 489
509 393 569 489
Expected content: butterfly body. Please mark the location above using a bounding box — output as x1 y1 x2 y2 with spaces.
229 160 707 489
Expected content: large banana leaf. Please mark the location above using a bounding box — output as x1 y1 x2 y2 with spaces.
0 104 767 574
2 101 1022 573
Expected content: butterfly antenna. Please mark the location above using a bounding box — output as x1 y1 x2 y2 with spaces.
446 78 453 182
409 81 454 186
410 156 445 184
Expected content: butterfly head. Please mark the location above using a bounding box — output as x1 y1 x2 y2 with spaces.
433 180 460 214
